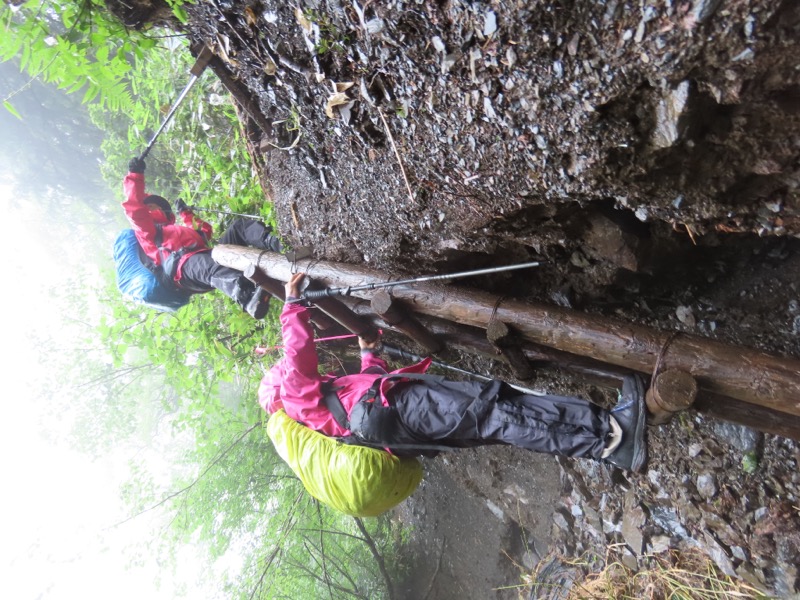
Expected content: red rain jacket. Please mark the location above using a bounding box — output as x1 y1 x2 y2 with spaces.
122 171 213 283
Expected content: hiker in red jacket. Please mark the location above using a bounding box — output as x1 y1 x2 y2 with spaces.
124 156 281 318
259 273 648 472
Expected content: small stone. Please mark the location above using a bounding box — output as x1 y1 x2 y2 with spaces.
567 33 580 56
483 10 497 37
649 535 671 553
676 305 696 328
553 508 573 530
622 505 646 554
731 546 749 561
651 81 691 148
696 473 718 500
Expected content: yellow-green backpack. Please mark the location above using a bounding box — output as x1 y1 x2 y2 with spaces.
267 409 423 517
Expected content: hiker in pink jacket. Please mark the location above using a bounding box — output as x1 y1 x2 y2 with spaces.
259 273 430 438
260 273 649 472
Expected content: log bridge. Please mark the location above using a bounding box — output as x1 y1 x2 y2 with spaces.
214 245 800 441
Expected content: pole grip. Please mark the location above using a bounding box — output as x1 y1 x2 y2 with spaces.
302 288 335 301
302 286 351 301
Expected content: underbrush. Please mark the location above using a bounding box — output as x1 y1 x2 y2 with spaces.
519 546 769 600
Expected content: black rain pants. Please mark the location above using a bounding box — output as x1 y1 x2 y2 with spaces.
177 219 274 310
384 378 612 459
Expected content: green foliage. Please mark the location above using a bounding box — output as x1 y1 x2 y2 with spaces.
742 451 759 474
303 8 349 55
3 3 399 596
1 0 140 113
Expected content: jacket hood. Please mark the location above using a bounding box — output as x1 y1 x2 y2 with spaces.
144 194 175 224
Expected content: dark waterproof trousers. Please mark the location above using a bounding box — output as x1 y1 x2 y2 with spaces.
386 379 612 459
178 219 275 310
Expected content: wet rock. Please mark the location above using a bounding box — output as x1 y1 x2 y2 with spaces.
712 422 762 453
582 213 642 271
648 535 671 553
688 0 724 24
696 473 718 500
553 507 574 531
702 532 737 576
621 495 646 554
651 81 690 149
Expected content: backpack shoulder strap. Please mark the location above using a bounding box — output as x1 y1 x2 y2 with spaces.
320 381 349 430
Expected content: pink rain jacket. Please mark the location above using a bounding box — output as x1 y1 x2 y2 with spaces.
122 172 213 283
259 301 430 438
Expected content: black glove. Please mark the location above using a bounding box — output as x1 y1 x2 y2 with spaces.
175 198 191 213
128 156 146 174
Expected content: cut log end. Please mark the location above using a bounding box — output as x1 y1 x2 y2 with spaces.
646 369 698 425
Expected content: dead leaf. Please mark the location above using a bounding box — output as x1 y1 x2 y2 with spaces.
215 34 239 68
244 6 257 28
325 92 351 118
295 7 311 32
335 81 355 93
264 58 277 76
290 202 301 229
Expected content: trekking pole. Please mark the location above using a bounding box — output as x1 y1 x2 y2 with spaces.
189 206 263 220
296 261 541 302
139 45 214 161
382 344 545 396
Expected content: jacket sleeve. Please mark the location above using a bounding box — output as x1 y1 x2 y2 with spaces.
280 302 319 379
178 210 213 240
360 349 389 373
122 172 160 258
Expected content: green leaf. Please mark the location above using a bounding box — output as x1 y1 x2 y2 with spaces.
172 6 189 24
3 100 22 119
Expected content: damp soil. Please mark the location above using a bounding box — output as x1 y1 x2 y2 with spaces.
125 0 800 597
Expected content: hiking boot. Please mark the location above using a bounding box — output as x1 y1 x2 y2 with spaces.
604 374 648 473
245 287 270 320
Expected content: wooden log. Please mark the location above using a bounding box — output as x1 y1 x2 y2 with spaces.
206 56 274 136
486 318 535 380
371 289 443 355
645 369 698 425
243 264 339 331
211 245 800 418
694 393 800 441
311 295 379 342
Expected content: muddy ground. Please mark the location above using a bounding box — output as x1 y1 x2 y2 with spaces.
119 0 800 597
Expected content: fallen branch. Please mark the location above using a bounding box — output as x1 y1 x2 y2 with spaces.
378 108 415 204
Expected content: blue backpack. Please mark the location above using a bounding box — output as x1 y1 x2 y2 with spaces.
113 229 193 312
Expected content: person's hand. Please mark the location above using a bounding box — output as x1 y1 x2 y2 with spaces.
284 272 305 300
128 156 146 174
175 198 191 213
359 331 383 352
